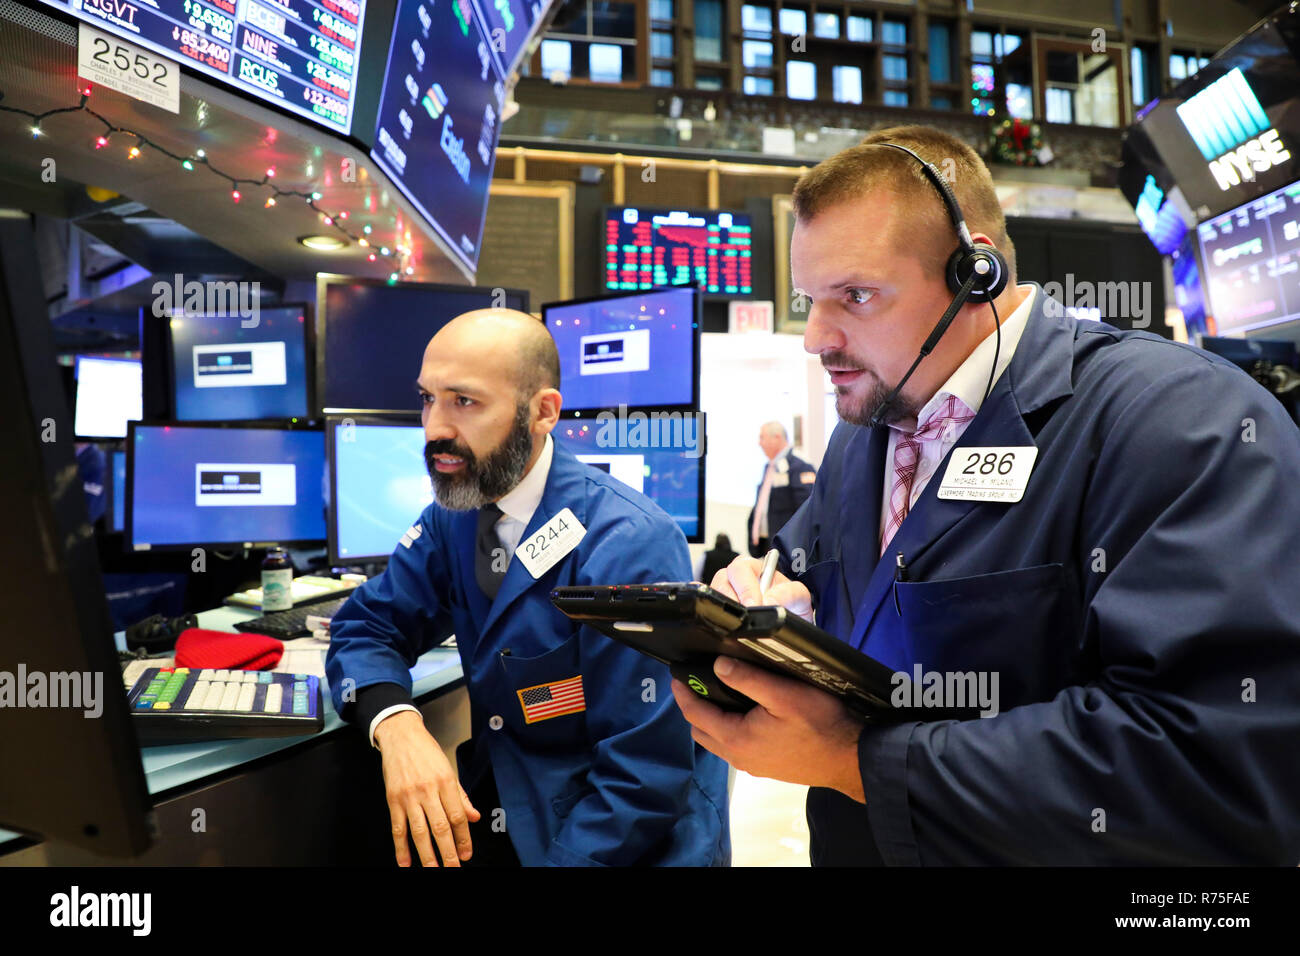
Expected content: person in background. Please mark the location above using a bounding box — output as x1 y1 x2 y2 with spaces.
327 308 730 868
747 422 816 557
699 533 739 585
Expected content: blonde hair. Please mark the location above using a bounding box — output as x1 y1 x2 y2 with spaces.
791 125 1016 280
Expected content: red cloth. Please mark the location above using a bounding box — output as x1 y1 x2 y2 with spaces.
174 628 284 670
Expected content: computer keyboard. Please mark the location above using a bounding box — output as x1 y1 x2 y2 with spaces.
127 666 323 743
232 595 351 639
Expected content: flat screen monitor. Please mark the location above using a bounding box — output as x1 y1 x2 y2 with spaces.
318 276 529 413
370 0 505 271
74 355 142 439
542 286 700 415
169 304 312 421
1127 8 1300 219
34 0 370 135
553 415 704 543
327 413 431 563
1171 230 1209 339
475 0 548 78
1195 179 1300 336
110 449 127 533
603 206 754 297
1198 335 1299 370
128 422 326 551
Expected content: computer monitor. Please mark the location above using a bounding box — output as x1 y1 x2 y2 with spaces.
553 414 705 543
127 422 327 551
541 286 701 416
74 355 142 439
326 413 432 564
0 211 151 856
317 276 530 414
1195 179 1300 336
168 304 313 421
1197 335 1299 370
110 449 126 533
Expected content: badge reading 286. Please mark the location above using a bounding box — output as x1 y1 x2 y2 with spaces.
515 508 587 578
937 446 1039 503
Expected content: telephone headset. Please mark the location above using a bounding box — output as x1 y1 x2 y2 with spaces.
865 142 1010 429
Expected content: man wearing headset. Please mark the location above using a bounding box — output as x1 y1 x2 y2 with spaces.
672 125 1300 864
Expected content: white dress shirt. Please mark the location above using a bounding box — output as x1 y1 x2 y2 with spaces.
369 435 556 748
878 284 1036 542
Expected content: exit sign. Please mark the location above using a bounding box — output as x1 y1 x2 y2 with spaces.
728 300 774 334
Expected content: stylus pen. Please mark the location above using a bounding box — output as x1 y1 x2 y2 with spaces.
758 549 780 603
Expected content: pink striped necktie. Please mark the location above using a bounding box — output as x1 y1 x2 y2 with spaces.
880 394 976 557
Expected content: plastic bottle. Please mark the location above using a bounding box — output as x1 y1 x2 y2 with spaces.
261 547 293 611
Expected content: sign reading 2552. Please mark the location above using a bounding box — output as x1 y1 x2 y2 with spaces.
77 22 181 114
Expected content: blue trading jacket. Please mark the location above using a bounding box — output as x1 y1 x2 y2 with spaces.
776 283 1300 865
327 442 730 866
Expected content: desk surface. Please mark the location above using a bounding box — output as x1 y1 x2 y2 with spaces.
0 602 463 848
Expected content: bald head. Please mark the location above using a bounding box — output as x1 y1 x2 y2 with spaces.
432 308 560 399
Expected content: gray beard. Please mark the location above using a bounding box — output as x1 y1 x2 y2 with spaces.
835 373 921 428
427 402 536 511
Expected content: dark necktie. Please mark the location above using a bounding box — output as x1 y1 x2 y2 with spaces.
475 503 505 599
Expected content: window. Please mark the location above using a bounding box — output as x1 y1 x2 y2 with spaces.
1045 86 1073 123
814 13 840 39
694 0 722 61
1006 83 1033 119
1169 55 1186 81
882 19 907 47
743 40 773 69
696 73 723 90
847 16 871 42
742 3 771 33
931 95 952 109
651 31 673 59
650 0 673 21
589 43 623 83
832 65 862 104
1131 46 1146 106
883 89 909 107
651 68 674 86
929 23 952 84
779 8 806 36
787 60 816 99
743 75 774 95
541 39 572 78
883 54 908 81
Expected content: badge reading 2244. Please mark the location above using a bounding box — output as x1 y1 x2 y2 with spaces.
936 446 1040 503
515 509 586 578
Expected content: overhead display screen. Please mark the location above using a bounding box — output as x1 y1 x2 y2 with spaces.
474 0 546 78
37 0 367 133
1196 179 1300 336
370 0 505 271
603 207 754 296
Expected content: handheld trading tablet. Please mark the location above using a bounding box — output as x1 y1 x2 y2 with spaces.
550 582 902 718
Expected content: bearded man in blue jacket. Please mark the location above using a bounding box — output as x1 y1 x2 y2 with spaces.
327 308 729 867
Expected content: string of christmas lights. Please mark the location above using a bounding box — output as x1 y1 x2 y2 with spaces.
0 85 418 282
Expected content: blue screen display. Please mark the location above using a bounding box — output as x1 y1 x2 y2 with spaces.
321 281 527 412
131 425 326 549
370 0 505 270
543 287 698 413
112 450 126 533
553 418 702 541
171 307 310 421
331 420 432 560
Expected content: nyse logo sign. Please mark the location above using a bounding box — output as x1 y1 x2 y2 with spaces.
1176 68 1292 191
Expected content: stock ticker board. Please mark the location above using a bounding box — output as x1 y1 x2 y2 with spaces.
603 207 754 296
39 0 367 133
369 0 504 271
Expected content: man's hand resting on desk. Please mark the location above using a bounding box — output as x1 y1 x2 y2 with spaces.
710 556 814 620
373 710 480 867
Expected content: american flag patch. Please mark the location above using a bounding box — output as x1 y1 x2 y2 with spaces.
517 675 585 724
